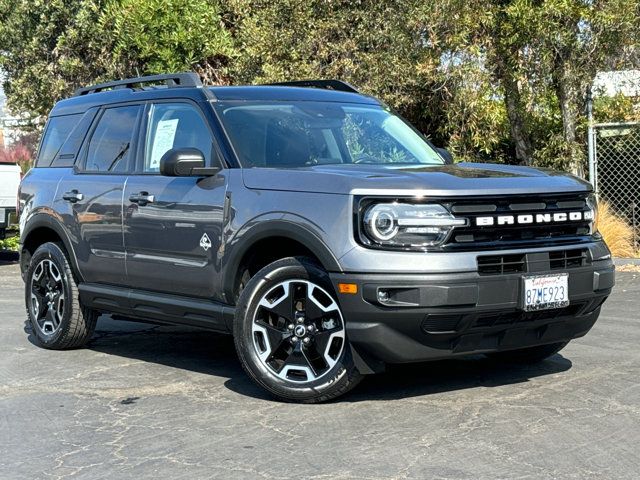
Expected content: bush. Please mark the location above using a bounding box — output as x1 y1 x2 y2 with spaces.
0 234 19 252
596 201 636 258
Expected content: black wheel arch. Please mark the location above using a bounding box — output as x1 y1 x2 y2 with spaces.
20 214 83 283
222 220 342 303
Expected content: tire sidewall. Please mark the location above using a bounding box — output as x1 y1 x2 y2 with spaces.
25 243 75 347
234 258 356 401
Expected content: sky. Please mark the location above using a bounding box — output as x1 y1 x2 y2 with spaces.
593 70 640 98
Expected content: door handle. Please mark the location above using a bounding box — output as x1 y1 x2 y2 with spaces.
129 191 155 206
62 190 83 203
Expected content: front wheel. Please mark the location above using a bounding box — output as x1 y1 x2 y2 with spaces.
233 257 362 403
485 341 569 364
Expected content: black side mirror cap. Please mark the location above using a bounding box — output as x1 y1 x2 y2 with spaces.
436 147 454 165
159 148 220 177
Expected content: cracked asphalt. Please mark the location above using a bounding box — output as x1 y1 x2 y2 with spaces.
1 254 639 480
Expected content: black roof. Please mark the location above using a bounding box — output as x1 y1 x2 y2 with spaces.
50 82 379 117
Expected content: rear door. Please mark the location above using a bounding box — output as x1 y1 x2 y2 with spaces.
54 104 142 284
123 101 228 299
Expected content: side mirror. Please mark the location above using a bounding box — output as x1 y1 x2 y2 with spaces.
159 148 220 177
436 147 454 165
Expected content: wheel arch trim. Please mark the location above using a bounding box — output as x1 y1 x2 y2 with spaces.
222 220 342 302
20 213 84 282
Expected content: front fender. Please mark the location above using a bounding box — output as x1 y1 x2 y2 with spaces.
221 217 342 302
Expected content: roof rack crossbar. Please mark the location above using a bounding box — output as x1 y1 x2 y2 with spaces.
265 79 359 93
73 72 203 97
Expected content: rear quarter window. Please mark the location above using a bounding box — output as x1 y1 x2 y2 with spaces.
36 114 82 167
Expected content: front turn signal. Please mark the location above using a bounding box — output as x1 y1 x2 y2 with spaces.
338 283 358 294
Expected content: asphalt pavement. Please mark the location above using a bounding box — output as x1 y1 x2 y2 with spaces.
1 253 639 479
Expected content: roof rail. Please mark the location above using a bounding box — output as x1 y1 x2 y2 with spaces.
265 79 359 94
73 72 203 97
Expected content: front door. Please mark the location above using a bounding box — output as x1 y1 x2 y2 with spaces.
123 101 228 300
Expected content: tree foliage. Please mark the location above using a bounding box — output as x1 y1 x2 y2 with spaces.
101 0 235 83
0 0 639 173
0 0 109 120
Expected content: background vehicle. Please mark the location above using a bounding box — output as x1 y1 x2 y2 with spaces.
18 73 614 402
0 162 20 239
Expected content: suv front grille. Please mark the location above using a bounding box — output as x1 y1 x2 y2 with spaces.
477 248 591 275
549 248 588 269
446 194 592 249
477 248 590 275
477 254 526 275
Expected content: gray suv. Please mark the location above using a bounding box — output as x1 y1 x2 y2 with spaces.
18 73 614 402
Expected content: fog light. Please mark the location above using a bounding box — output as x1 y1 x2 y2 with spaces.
377 289 390 303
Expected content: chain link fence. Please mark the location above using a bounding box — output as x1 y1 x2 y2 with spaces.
592 122 640 248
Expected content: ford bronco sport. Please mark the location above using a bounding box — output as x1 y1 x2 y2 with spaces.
19 73 614 402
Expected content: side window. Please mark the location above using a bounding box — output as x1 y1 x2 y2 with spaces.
83 105 140 173
51 109 98 168
144 103 213 173
36 114 82 167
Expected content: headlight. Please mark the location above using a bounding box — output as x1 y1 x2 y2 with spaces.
586 193 598 234
362 203 466 248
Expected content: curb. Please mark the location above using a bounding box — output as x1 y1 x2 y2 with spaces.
613 257 640 266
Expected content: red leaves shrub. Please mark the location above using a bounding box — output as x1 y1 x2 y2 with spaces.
0 144 33 173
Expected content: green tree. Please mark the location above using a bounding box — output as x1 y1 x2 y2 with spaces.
1 0 638 174
0 0 236 124
0 0 109 122
101 0 236 84
229 1 427 115
412 0 640 170
513 0 640 173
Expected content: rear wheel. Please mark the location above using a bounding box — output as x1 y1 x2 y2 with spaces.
233 257 362 403
25 242 97 349
485 341 568 363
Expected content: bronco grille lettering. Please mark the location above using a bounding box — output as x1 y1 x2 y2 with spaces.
475 210 593 227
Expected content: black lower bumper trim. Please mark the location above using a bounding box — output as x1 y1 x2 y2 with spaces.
330 262 614 370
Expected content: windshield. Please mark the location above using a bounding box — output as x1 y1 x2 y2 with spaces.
214 101 444 168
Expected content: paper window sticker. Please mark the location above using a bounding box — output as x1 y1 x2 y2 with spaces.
149 118 179 170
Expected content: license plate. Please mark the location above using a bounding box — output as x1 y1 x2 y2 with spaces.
522 273 569 311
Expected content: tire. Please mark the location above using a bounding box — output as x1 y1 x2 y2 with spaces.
25 242 97 349
485 341 569 364
233 257 362 403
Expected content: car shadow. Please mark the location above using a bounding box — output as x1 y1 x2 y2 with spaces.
343 354 572 402
24 315 573 403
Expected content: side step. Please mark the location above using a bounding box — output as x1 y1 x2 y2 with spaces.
78 283 235 333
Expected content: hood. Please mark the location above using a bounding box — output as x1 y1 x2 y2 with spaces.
242 162 592 196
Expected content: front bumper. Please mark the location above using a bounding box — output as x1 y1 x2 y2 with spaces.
330 256 614 373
